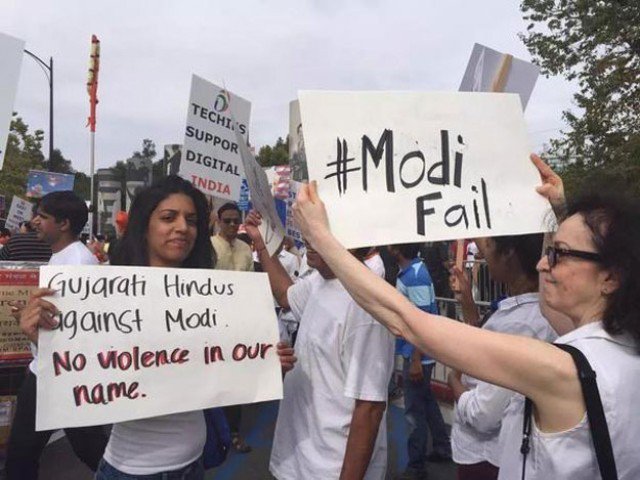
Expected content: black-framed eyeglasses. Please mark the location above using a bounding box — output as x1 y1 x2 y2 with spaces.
221 218 241 225
545 246 603 268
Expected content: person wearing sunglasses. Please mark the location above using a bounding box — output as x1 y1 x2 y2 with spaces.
292 155 640 479
209 201 255 453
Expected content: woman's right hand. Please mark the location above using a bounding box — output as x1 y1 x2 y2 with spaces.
19 288 58 343
531 153 566 216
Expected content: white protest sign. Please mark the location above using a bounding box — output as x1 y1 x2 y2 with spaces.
36 265 282 430
180 75 251 200
5 196 32 232
286 180 303 243
299 91 554 249
459 43 540 109
288 100 309 182
234 128 285 256
0 32 25 170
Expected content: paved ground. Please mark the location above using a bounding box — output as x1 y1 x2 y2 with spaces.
38 401 457 479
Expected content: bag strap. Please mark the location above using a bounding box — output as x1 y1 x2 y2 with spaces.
520 343 618 480
555 343 618 480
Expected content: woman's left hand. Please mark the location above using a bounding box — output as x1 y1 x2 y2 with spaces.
276 341 296 373
293 181 330 244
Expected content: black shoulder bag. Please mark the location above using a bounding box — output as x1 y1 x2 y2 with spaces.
520 343 618 480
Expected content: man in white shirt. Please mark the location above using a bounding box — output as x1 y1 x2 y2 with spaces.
6 191 107 479
245 212 394 480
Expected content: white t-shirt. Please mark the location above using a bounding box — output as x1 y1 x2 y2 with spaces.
365 252 385 278
498 321 640 479
269 271 395 480
104 411 206 475
465 241 478 268
30 241 98 374
451 293 557 466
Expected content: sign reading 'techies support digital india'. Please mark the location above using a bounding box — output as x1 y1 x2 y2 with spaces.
180 75 251 200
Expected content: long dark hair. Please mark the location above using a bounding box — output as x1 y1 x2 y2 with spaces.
567 193 640 351
110 175 215 269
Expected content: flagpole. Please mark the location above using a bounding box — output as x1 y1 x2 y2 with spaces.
87 35 100 238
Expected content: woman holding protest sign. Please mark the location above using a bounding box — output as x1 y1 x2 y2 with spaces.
21 175 296 479
292 155 640 479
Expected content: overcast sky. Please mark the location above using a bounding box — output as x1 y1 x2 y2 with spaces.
2 0 576 175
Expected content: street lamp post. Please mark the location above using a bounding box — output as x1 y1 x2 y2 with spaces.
23 49 53 164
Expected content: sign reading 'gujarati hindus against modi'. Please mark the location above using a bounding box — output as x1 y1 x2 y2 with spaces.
298 91 555 249
180 74 251 200
36 265 282 431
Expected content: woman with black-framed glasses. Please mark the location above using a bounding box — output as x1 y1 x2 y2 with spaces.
292 154 640 479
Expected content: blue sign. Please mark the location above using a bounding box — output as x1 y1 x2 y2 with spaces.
238 178 250 211
26 170 75 199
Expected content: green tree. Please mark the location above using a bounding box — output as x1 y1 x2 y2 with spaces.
256 136 289 167
521 0 640 195
0 113 45 209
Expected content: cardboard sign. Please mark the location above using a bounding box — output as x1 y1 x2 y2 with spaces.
459 43 540 109
0 32 25 170
36 265 282 430
234 129 285 256
299 91 554 249
288 100 309 182
181 75 251 200
286 180 303 243
26 170 76 199
5 197 32 232
0 268 39 362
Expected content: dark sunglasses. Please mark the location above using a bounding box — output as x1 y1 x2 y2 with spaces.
545 245 602 268
221 218 241 225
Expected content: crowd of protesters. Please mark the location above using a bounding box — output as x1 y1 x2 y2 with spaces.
1 152 638 480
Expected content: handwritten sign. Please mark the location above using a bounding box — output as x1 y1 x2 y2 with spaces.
180 75 251 200
459 43 540 109
0 32 24 170
0 268 39 362
234 128 285 256
5 197 32 233
286 180 303 243
298 91 554 249
36 265 282 430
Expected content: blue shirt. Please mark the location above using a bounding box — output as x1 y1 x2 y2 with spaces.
395 257 438 364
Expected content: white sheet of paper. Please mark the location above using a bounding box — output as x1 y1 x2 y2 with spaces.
180 75 251 200
459 43 540 109
0 32 25 170
299 91 554 249
5 196 32 232
36 265 282 430
234 129 285 256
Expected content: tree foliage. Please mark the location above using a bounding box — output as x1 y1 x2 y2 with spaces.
0 114 45 209
521 0 640 194
256 136 289 167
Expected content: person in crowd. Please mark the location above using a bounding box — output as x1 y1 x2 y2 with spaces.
0 212 51 263
211 202 253 272
364 247 386 278
0 227 11 247
246 212 395 480
19 221 32 234
292 154 640 479
16 176 295 479
388 243 451 480
447 233 557 480
106 210 128 260
210 202 254 453
6 191 107 479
